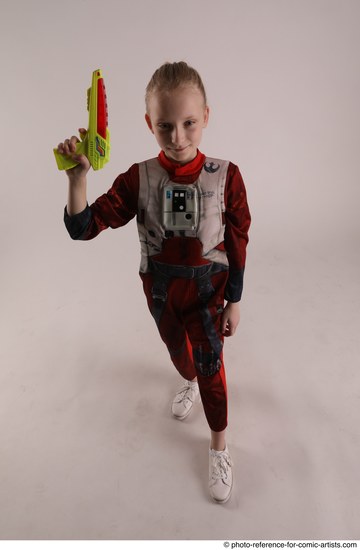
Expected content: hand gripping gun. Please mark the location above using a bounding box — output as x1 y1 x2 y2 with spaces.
54 69 110 171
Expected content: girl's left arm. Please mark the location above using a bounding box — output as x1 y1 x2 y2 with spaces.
222 163 251 334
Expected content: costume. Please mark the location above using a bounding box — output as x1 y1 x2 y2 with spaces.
64 150 251 432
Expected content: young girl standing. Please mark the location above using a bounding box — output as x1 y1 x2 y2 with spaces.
58 61 251 504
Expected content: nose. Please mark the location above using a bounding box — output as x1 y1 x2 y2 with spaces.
171 125 185 146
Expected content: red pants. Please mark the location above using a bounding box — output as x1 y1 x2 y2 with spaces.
140 262 228 432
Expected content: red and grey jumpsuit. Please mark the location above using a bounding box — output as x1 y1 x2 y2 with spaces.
64 150 251 432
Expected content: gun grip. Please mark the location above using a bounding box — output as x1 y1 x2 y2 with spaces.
53 139 87 171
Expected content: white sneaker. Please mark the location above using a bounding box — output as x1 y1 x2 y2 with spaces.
209 446 233 504
171 380 200 420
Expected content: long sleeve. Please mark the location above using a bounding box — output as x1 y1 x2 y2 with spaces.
223 163 251 302
64 163 140 240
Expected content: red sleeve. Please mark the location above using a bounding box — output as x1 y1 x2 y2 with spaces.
84 163 140 240
223 162 251 301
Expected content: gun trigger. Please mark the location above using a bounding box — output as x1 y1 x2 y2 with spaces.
87 87 90 111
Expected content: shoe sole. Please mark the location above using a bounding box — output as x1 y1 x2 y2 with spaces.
172 408 193 420
210 488 232 504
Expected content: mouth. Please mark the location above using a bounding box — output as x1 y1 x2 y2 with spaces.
169 145 189 152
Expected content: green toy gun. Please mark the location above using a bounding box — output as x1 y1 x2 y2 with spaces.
54 69 110 171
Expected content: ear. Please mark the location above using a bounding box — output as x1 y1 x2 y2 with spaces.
203 106 210 128
145 113 154 133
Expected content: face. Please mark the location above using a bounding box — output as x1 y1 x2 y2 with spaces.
145 86 209 164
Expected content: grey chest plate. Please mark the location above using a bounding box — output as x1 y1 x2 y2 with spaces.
162 183 199 231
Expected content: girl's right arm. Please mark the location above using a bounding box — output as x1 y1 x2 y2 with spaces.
58 135 140 241
57 128 90 216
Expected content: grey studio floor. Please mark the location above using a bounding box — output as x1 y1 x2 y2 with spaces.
1 226 359 541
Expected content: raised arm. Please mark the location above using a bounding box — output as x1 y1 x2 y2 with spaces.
56 128 90 216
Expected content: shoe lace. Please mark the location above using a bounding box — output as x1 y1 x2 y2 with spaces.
210 452 232 482
175 383 196 404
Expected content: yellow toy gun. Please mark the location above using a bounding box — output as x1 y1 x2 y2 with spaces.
54 69 110 171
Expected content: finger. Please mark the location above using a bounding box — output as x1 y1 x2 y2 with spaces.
73 154 87 165
224 319 236 337
69 135 80 152
61 138 71 155
223 325 231 337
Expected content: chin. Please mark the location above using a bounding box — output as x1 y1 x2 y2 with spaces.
168 148 195 163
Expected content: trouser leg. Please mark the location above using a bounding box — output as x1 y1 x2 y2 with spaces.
168 332 197 382
140 273 197 381
184 271 228 432
140 270 228 432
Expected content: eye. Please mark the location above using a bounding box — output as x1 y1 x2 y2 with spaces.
157 123 171 130
184 120 195 127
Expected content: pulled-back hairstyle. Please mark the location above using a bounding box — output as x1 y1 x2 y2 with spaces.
145 61 207 112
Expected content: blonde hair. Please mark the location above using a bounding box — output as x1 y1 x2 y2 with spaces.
145 61 207 112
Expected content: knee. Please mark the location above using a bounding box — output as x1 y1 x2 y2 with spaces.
193 347 222 377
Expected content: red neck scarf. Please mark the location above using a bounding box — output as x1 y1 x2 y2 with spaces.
158 149 206 178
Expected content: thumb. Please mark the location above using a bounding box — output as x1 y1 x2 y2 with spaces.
78 128 87 140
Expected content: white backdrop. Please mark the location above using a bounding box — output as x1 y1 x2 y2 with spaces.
1 0 359 541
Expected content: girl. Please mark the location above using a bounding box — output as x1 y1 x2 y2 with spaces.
57 61 251 504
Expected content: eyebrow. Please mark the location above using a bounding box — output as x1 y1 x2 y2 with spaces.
156 115 197 122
